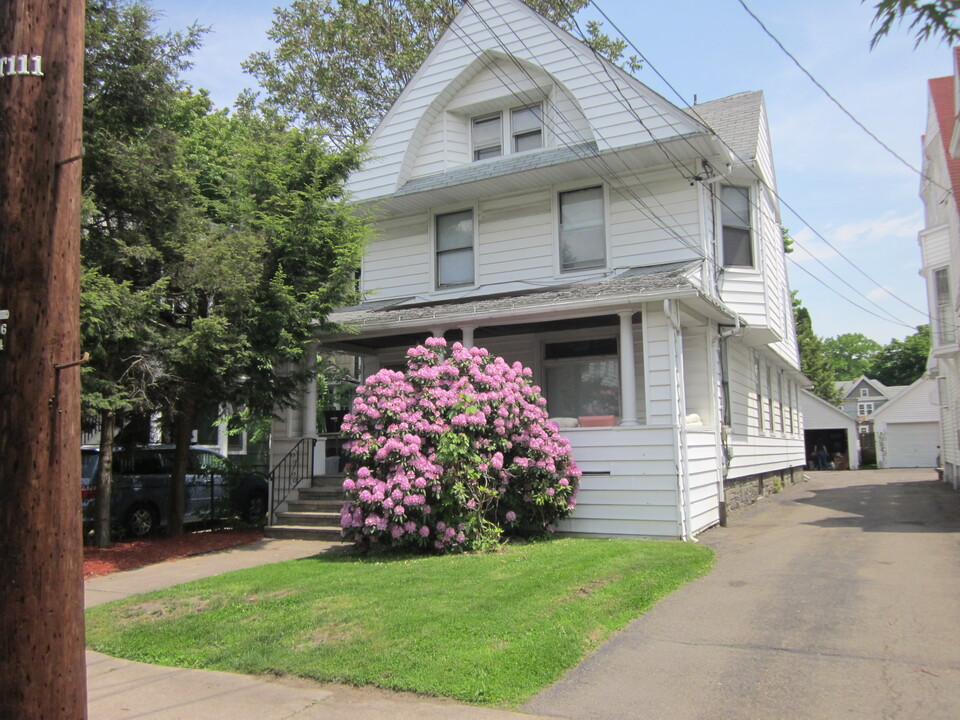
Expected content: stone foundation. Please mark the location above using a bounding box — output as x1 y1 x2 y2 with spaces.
723 466 805 514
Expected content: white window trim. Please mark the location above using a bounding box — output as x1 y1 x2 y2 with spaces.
431 203 478 291
718 183 759 272
933 266 956 347
510 104 544 154
470 102 545 163
553 181 610 277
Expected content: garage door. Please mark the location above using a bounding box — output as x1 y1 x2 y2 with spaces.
884 422 940 467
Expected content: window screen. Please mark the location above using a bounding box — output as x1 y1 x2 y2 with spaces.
560 187 605 272
436 210 474 287
721 185 753 268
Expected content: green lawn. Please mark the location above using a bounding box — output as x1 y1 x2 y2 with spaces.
86 538 713 706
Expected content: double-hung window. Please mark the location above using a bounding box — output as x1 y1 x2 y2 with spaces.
511 105 542 152
472 114 502 161
720 184 753 268
559 186 605 272
935 268 955 344
436 210 474 288
543 338 619 418
857 402 874 417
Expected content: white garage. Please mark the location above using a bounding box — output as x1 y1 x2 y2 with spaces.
874 377 942 469
881 421 941 468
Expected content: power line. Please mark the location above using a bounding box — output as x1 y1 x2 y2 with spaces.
736 0 950 195
586 0 930 324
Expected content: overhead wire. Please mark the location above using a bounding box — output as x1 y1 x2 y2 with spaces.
551 2 917 329
444 6 716 268
736 0 950 195
585 0 930 326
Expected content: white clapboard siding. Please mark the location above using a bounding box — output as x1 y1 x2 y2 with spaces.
686 428 721 535
477 191 554 284
609 180 703 268
559 425 681 538
682 323 713 420
643 303 677 426
361 214 431 298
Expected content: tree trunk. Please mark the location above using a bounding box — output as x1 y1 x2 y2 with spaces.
95 409 116 547
168 395 197 536
0 0 88 716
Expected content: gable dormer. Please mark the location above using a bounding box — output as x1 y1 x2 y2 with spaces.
400 50 594 184
347 0 724 206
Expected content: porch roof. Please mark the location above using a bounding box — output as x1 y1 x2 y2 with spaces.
325 261 738 341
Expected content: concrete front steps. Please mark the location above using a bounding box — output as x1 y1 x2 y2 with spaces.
266 474 347 541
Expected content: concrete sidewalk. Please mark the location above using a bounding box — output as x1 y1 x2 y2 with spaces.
85 538 554 720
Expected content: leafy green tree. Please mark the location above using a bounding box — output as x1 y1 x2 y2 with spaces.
866 0 959 48
821 333 882 381
82 0 205 544
243 0 636 148
793 293 841 404
82 1 367 536
868 325 931 386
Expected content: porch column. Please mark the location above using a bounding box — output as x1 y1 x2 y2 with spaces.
618 311 640 426
431 327 446 339
303 341 318 438
460 325 475 348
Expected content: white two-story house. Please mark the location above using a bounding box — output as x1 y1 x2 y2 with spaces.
270 0 807 540
919 48 960 489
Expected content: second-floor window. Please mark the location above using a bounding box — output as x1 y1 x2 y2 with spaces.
559 186 605 272
857 402 874 416
436 210 474 288
720 184 753 268
935 267 955 344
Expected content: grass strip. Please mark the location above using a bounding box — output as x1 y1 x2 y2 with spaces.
86 537 713 707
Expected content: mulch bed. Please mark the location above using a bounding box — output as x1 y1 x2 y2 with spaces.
83 528 265 579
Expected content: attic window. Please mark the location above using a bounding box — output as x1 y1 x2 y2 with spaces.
859 388 868 397
511 105 542 152
472 114 502 161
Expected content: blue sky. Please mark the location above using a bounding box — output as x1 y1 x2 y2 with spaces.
155 0 952 344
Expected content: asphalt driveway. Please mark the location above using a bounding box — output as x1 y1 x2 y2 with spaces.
524 469 960 720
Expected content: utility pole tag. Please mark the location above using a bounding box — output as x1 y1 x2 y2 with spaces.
0 55 43 77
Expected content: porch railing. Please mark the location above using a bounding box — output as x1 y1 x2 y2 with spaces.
268 437 316 525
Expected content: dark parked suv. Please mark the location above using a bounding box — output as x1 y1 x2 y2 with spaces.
81 445 268 537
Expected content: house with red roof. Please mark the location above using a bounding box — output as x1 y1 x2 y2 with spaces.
919 48 960 488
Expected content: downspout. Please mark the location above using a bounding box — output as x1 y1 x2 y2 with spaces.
664 299 694 541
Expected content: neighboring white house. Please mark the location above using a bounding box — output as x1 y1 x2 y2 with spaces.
799 389 859 470
270 0 807 539
873 376 941 468
919 49 960 489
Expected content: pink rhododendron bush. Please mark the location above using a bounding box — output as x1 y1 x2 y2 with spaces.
339 337 581 552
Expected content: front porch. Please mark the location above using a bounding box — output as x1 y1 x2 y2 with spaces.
271 287 734 539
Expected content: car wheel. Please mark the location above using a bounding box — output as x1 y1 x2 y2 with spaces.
126 503 158 538
243 491 267 524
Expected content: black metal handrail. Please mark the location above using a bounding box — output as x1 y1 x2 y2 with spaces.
268 437 316 524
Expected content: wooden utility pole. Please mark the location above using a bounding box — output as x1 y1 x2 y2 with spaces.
0 0 88 717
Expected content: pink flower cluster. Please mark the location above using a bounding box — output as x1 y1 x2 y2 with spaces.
339 339 580 552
